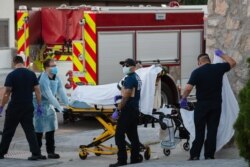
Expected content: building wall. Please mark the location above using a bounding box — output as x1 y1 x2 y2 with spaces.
206 0 250 95
0 0 15 68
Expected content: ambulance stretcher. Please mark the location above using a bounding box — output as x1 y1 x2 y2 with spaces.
64 65 170 160
64 104 151 161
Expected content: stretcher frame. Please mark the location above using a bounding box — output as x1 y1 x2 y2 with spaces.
64 66 177 160
64 106 151 160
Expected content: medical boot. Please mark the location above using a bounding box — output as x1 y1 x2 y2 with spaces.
109 161 127 167
47 152 60 159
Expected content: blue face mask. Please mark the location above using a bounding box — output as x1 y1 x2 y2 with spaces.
50 67 58 75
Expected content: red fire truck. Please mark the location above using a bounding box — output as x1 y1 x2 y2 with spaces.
16 4 205 106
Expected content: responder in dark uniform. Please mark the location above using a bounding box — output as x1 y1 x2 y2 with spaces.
180 49 236 160
109 58 142 167
0 56 46 160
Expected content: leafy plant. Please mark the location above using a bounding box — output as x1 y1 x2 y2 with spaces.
234 58 250 167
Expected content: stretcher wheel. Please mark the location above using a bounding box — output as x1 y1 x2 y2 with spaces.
144 146 151 160
163 148 170 156
183 142 190 151
95 147 103 156
79 150 88 160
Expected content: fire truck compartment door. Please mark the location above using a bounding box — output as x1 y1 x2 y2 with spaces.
180 30 202 94
136 30 179 63
98 32 134 85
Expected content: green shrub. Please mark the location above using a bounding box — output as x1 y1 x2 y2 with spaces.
234 58 250 167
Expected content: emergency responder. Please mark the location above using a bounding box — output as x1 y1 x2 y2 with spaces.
180 49 236 160
109 58 142 167
0 56 46 160
33 58 68 159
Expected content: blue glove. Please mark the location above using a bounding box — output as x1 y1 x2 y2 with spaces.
179 98 188 109
111 109 119 120
215 49 224 57
36 104 43 117
0 106 3 117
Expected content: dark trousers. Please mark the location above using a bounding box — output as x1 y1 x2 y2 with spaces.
190 101 222 158
0 103 41 155
36 131 55 154
115 108 140 163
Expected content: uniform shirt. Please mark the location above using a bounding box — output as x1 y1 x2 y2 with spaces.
123 72 142 109
4 68 38 104
188 63 230 101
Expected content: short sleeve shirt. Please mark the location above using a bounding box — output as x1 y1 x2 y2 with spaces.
123 72 142 109
5 68 39 104
187 63 230 101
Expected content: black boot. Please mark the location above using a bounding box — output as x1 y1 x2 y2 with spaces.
109 162 127 167
188 156 199 161
48 153 60 159
28 154 47 160
131 154 143 164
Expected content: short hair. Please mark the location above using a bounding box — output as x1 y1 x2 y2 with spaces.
43 58 55 69
197 53 211 63
13 56 24 64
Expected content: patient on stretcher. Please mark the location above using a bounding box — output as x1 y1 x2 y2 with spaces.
69 65 163 116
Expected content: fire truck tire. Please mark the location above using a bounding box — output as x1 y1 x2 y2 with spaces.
161 82 174 106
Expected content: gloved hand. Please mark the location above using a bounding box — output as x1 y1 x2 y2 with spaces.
36 104 43 117
114 95 122 103
215 49 224 57
0 106 3 117
111 108 120 120
179 98 188 109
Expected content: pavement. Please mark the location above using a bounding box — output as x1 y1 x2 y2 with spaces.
0 68 249 167
0 124 248 167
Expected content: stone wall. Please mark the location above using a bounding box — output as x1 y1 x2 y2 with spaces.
206 0 250 95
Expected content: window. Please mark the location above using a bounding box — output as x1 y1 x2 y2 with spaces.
0 19 9 48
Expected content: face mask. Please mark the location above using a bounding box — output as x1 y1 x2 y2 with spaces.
122 66 131 75
50 67 58 75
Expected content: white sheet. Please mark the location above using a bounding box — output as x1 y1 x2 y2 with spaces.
180 54 239 154
70 65 162 115
71 83 120 105
136 66 162 115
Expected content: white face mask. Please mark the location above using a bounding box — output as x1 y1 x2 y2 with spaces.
122 66 131 75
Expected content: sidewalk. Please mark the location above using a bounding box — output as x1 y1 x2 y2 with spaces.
0 125 248 167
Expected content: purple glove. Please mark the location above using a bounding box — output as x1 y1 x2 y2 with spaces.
114 95 122 103
36 104 43 117
179 98 188 109
0 106 3 117
215 49 224 57
111 109 119 120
